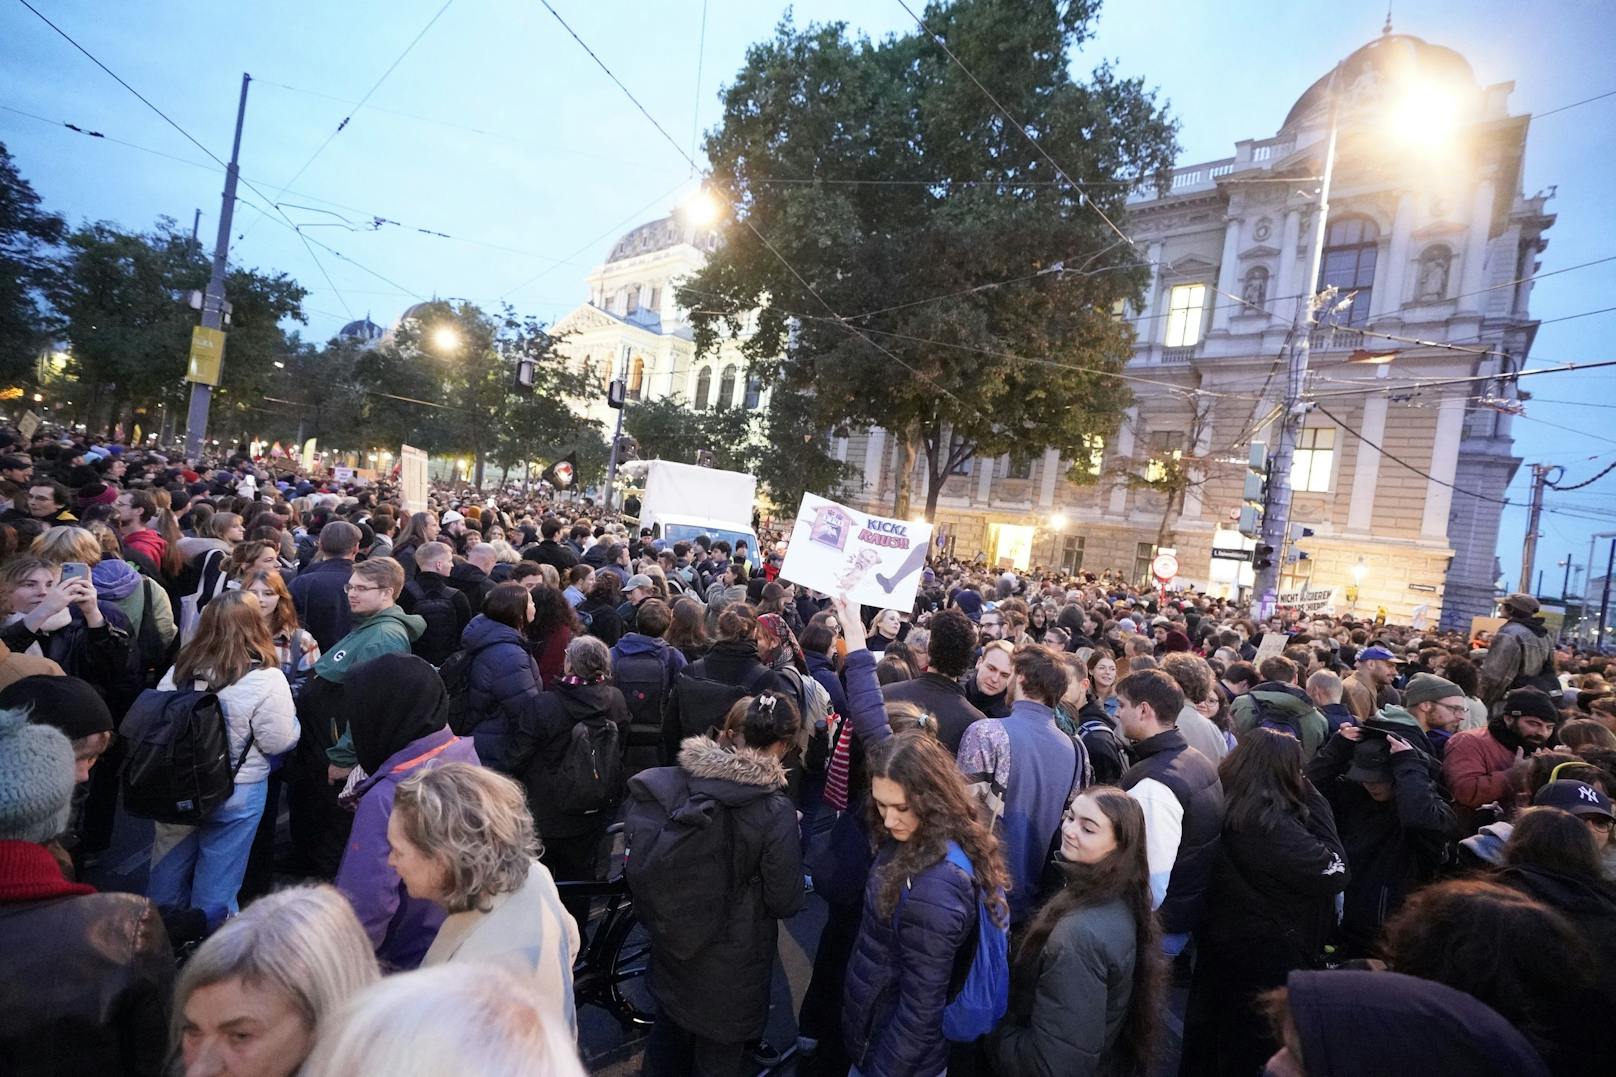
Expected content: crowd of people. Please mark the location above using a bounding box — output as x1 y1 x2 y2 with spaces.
1 430 1614 1076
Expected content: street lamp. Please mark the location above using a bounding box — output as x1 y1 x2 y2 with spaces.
1253 56 1469 618
431 325 461 353
1049 513 1069 531
683 186 722 227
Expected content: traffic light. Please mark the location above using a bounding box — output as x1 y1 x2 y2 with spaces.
514 357 536 392
607 377 626 409
1287 523 1314 563
1239 442 1268 538
1253 543 1276 570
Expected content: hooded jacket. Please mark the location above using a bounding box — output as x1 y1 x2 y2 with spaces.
610 631 688 683
506 679 630 839
1479 615 1556 705
661 639 782 760
1281 970 1549 1077
1307 729 1454 955
1229 681 1329 759
629 737 803 1044
446 561 494 613
316 605 425 769
119 528 167 580
459 614 543 772
333 654 479 971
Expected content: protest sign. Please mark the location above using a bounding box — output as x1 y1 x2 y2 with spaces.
400 445 429 514
779 493 934 610
1276 586 1339 613
1253 632 1290 664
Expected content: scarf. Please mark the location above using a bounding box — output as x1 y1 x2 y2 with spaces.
1487 716 1527 753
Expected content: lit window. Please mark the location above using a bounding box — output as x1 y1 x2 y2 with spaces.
1081 434 1105 477
627 356 645 401
1061 534 1086 574
1164 284 1207 348
1291 427 1335 492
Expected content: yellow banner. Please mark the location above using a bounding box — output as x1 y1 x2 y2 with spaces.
185 326 226 385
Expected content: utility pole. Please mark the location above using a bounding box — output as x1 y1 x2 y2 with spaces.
1254 67 1339 617
1559 555 1579 602
603 377 626 512
1600 537 1615 652
1518 462 1553 594
183 73 251 464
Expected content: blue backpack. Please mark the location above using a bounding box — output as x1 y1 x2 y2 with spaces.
897 841 1009 1041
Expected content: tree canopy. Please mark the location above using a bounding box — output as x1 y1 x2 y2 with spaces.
679 0 1179 518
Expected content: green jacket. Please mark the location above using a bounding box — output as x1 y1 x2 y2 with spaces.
319 605 425 768
1230 683 1329 759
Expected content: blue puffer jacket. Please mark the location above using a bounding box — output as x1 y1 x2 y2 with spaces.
842 842 976 1077
460 614 542 772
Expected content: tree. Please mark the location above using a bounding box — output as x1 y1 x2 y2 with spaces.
624 394 755 471
0 143 64 388
755 384 851 514
679 0 1178 520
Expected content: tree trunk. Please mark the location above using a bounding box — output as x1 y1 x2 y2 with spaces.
891 423 919 519
472 436 485 490
1156 483 1185 551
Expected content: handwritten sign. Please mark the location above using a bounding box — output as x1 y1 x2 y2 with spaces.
779 492 934 610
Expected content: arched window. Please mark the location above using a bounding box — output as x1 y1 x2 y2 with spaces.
1241 265 1270 311
717 364 737 410
743 373 762 409
1318 216 1380 327
628 356 646 400
694 366 712 410
1415 245 1453 303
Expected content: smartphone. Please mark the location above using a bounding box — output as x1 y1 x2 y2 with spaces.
60 562 90 584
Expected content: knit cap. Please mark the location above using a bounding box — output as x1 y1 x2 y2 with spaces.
0 707 75 842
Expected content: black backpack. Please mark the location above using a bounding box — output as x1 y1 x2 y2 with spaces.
438 641 500 736
671 663 773 743
121 684 253 825
553 716 625 816
623 775 736 961
614 652 669 740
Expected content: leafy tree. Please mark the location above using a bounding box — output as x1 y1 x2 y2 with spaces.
756 384 851 513
624 394 754 471
679 0 1178 519
0 143 64 388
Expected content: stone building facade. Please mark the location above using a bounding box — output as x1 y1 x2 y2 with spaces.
835 31 1554 629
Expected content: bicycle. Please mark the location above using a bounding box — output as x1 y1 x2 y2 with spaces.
558 828 654 1030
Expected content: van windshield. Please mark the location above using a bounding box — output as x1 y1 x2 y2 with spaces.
662 523 760 569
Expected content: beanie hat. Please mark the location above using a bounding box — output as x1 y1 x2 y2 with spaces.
0 675 114 741
74 482 118 508
1402 673 1464 708
0 707 75 842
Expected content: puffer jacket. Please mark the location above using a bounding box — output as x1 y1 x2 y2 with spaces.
156 665 299 784
1120 727 1224 937
632 737 804 1043
506 680 630 839
460 615 543 772
842 842 976 1077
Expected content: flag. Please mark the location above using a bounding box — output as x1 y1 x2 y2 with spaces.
541 452 578 490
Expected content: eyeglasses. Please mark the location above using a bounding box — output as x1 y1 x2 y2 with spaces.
344 583 385 594
1436 701 1470 717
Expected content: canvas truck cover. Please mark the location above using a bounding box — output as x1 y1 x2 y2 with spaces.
638 459 757 534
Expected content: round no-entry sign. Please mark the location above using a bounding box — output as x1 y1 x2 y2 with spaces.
1151 553 1179 582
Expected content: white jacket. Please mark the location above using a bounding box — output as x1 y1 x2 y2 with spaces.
157 665 300 784
422 860 581 1035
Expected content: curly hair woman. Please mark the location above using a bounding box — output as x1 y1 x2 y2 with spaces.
842 730 1009 1077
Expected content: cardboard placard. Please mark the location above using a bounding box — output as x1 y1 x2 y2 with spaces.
779 493 933 610
400 445 429 515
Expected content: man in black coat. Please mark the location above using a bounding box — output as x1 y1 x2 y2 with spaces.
398 541 472 666
524 516 579 572
1306 724 1454 956
881 609 986 752
289 520 360 653
447 544 497 613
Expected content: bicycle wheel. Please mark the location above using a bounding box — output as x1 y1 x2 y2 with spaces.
603 907 656 1027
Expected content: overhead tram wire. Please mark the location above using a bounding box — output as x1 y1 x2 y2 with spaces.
13 0 371 319
1311 404 1512 506
245 0 458 238
532 0 968 408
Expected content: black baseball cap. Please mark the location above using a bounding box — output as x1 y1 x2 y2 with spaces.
1533 779 1614 821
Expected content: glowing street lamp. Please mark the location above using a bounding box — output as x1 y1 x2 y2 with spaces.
431 324 461 353
683 186 722 227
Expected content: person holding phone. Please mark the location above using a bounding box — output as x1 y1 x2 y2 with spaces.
0 556 131 695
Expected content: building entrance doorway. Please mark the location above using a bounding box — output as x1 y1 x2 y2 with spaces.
988 523 1034 571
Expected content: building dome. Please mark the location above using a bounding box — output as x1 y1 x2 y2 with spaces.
393 301 441 327
338 315 385 343
606 209 720 264
1279 32 1476 135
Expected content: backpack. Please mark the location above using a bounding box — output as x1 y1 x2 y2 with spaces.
671 663 774 742
129 576 177 689
776 665 832 736
615 651 669 742
438 640 501 736
1250 693 1306 741
623 776 736 961
896 841 1009 1042
120 684 254 825
552 715 625 816
406 584 462 666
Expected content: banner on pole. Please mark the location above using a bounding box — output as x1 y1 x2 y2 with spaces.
779 493 933 610
1276 587 1339 614
185 326 226 385
400 444 429 515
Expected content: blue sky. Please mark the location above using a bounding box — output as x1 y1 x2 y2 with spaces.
4 0 1613 595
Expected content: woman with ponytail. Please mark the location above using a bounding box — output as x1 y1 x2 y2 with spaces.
842 730 1010 1077
989 787 1163 1077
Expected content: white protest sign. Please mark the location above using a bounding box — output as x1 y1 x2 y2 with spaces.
1276 586 1339 613
400 444 429 515
779 493 934 610
1253 632 1290 664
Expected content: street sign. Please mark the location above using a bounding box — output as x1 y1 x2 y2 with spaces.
1210 548 1250 562
1151 553 1179 581
185 326 226 385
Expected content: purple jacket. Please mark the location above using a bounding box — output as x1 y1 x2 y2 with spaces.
334 727 479 971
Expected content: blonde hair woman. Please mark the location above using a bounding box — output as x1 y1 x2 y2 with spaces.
302 963 586 1077
388 762 579 1032
173 885 378 1077
148 591 298 918
33 524 176 673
